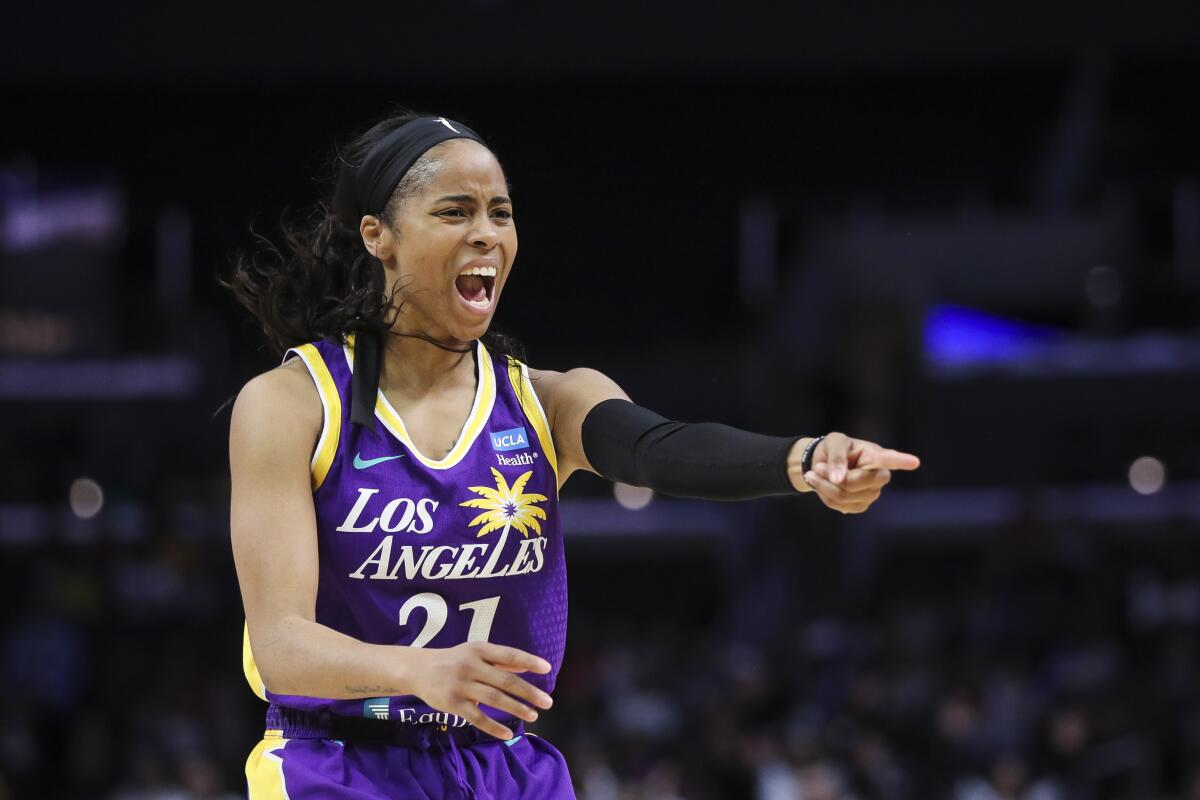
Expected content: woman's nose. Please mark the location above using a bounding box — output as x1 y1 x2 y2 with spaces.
467 216 500 248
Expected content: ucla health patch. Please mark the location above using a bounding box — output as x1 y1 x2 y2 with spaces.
490 426 529 452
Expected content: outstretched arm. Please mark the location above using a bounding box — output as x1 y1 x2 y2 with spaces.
528 367 919 513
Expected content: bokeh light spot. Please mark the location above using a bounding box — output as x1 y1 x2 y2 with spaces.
1128 457 1166 496
69 477 104 519
614 483 653 510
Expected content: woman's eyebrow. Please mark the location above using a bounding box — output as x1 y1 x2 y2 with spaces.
434 194 512 205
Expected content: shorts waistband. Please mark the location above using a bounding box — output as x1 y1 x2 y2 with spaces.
265 704 523 747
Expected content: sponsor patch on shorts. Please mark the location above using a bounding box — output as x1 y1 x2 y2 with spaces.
363 698 389 720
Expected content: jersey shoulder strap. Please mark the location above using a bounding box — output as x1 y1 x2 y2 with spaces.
283 338 347 492
497 353 558 482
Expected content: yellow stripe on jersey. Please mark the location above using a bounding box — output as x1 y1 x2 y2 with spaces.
507 357 559 484
245 734 290 799
242 620 268 702
284 343 341 492
373 340 498 470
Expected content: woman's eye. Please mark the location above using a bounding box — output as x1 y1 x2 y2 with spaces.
492 209 513 220
438 208 467 218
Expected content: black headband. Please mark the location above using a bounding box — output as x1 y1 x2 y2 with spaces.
346 116 486 431
352 116 486 221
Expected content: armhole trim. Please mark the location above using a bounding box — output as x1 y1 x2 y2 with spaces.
283 343 341 492
507 358 559 483
242 619 268 702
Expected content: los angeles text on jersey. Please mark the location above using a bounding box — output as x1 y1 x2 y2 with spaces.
336 487 549 581
347 530 547 581
336 488 439 534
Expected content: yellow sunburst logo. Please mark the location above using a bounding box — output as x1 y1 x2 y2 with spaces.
460 468 548 538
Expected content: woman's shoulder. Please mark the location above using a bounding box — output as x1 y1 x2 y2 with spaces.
523 366 564 422
231 358 323 447
525 366 625 397
524 366 629 428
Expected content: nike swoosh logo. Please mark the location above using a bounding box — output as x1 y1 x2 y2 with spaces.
353 452 406 470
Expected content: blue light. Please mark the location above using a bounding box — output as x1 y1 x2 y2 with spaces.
924 304 1061 367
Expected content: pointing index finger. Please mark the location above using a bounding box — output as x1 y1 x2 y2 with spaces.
879 449 921 471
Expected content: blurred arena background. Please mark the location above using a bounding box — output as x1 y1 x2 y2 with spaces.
3 3 1200 798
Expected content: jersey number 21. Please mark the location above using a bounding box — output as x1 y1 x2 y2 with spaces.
399 593 500 647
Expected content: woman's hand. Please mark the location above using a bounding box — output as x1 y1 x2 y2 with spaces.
406 642 555 740
788 432 920 514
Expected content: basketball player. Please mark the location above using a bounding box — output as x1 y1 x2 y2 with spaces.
227 111 920 799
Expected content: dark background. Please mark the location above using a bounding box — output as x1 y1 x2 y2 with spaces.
2 3 1200 798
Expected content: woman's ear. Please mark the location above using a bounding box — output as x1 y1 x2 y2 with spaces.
359 214 391 260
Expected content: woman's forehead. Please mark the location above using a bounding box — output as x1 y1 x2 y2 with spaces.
422 140 508 198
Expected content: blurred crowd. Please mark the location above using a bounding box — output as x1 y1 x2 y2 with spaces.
546 524 1200 800
1 516 1198 800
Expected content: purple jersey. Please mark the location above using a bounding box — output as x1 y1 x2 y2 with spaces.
242 335 566 730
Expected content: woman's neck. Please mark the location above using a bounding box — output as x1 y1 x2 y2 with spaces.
378 332 476 398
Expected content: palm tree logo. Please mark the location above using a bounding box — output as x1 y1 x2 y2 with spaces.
459 468 548 538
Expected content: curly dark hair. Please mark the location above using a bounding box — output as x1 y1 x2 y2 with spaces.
224 108 525 365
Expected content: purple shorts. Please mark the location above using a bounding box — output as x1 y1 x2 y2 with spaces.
245 707 576 799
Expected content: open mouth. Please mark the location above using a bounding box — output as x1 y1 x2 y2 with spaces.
455 266 497 310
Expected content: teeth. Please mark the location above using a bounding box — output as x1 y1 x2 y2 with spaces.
460 266 497 277
465 297 491 308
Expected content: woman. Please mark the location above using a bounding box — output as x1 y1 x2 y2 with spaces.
227 110 919 799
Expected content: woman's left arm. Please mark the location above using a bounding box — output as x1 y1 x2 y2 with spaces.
528 366 919 514
527 367 630 485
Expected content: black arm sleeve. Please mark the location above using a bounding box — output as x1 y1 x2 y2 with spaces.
580 398 804 501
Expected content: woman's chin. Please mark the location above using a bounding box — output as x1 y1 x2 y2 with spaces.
451 294 497 337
